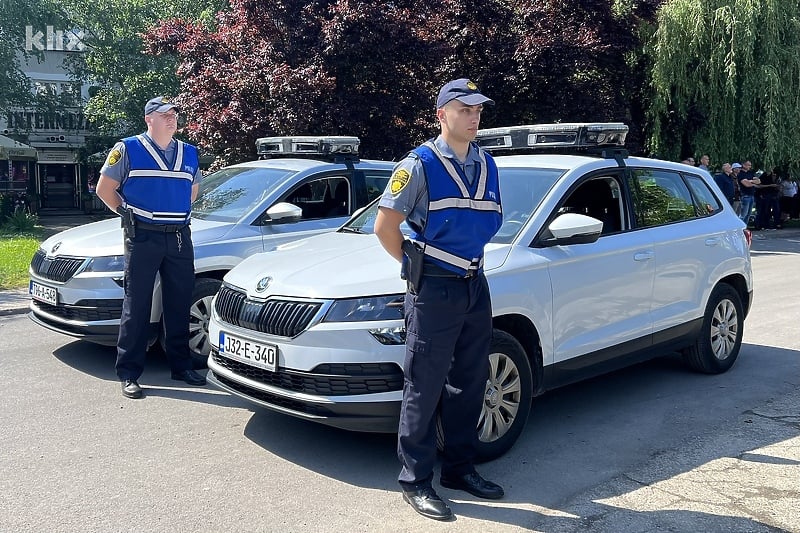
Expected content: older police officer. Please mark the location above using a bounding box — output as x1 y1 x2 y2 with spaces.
96 96 206 399
375 79 504 521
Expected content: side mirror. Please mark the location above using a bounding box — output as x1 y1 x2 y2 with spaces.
263 202 303 224
539 213 603 247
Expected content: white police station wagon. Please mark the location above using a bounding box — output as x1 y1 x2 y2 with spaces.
207 124 753 460
28 136 392 365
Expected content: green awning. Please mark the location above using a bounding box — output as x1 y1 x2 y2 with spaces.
0 135 37 160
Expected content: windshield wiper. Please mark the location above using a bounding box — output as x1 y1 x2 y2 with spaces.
339 226 366 234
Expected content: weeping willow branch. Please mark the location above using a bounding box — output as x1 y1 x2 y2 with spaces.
648 0 800 169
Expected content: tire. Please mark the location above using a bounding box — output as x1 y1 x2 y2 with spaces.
681 283 743 374
160 277 221 368
436 329 534 462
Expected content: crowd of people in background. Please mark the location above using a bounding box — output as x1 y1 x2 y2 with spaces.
684 154 799 230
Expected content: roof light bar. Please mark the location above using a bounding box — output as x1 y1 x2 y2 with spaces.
476 123 628 152
256 136 360 157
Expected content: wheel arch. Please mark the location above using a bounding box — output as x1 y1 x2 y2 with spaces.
717 273 751 318
492 313 544 396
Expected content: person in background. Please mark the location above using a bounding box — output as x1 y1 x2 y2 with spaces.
755 167 782 230
713 163 736 207
779 174 798 222
730 163 743 216
698 154 710 171
738 165 760 225
96 96 206 399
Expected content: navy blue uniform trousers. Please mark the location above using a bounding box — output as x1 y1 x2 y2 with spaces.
116 225 194 381
398 272 492 489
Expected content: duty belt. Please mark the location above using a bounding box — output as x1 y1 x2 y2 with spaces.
422 262 478 279
137 220 189 232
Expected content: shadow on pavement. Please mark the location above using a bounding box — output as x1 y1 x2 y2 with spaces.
238 345 798 530
51 339 250 409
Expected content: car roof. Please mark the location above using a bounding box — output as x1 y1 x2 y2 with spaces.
493 153 712 177
229 158 394 172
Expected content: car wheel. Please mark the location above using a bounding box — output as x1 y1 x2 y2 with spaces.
159 277 221 368
681 283 743 374
436 329 534 462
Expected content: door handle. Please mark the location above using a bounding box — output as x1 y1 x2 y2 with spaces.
633 251 654 261
705 237 721 246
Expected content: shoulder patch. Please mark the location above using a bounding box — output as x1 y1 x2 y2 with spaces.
390 168 411 195
107 149 122 166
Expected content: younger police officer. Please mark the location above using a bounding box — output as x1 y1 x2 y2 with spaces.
374 79 504 521
96 96 206 399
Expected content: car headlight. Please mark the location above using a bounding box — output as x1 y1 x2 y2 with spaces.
83 255 125 273
323 294 404 322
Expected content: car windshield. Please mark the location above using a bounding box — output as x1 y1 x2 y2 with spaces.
343 167 564 243
192 166 295 222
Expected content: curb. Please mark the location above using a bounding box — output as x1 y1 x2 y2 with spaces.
0 289 30 317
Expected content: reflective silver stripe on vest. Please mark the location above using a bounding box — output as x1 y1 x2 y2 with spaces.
136 135 169 171
423 141 470 198
128 169 193 181
421 242 484 271
128 204 188 221
423 141 491 206
173 141 184 171
136 134 188 174
428 197 502 212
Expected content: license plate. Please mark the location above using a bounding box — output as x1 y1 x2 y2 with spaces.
29 280 58 305
219 332 278 372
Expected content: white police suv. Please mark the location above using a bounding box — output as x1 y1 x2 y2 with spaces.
206 124 753 460
28 136 392 365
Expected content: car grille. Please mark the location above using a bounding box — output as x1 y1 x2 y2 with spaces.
214 286 322 337
32 299 123 321
30 250 85 283
212 349 404 396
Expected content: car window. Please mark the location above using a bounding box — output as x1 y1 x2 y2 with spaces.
492 167 565 243
556 175 625 235
365 173 389 202
629 169 697 227
192 166 294 222
683 173 723 216
282 176 350 220
344 167 564 243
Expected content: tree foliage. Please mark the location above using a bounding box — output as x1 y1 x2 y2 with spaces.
0 0 69 110
60 0 224 137
146 0 659 166
648 0 800 168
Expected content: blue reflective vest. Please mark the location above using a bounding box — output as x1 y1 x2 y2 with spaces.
411 141 502 276
121 135 198 224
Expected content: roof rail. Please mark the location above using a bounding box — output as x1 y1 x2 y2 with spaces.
476 123 628 156
256 136 360 162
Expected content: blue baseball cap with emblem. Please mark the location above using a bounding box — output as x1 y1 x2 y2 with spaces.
144 96 178 115
436 78 495 109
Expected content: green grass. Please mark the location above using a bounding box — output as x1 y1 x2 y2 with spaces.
0 233 41 290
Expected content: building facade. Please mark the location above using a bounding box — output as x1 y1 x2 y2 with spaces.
1 41 95 212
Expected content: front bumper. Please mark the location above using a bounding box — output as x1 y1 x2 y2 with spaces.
208 348 402 433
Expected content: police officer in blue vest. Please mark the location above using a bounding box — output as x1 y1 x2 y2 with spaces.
375 79 504 521
96 96 206 399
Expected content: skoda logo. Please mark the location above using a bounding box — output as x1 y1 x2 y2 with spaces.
255 276 273 293
50 241 62 255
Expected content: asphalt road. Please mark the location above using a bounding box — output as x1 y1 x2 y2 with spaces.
0 234 798 532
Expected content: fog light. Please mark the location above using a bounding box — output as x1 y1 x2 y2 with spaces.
369 327 406 345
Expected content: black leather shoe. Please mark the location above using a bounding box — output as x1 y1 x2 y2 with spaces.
121 379 142 399
402 487 453 521
171 369 207 386
440 472 504 499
